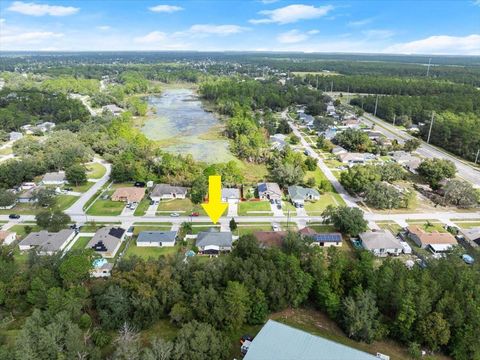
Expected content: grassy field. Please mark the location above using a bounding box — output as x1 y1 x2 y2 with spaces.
56 195 79 211
406 221 447 233
86 190 125 216
238 201 272 216
452 221 480 229
71 181 95 193
304 193 343 215
376 221 403 234
71 236 92 250
156 198 207 216
191 224 221 234
86 162 106 179
125 244 179 259
239 161 269 184
307 223 336 233
9 224 41 239
134 198 150 216
235 223 274 236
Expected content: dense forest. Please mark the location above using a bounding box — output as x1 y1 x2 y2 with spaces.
0 233 478 360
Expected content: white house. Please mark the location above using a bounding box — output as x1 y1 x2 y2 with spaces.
257 182 282 200
287 185 320 206
359 230 403 257
9 132 23 142
150 184 188 203
42 171 66 185
136 231 177 247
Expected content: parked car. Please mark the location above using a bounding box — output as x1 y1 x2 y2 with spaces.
8 214 20 219
64 187 73 192
190 212 200 217
269 199 274 204
276 204 281 209
240 335 253 344
170 213 180 217
274 199 281 205
134 181 146 187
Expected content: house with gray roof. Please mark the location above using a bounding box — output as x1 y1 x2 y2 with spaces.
459 227 480 247
359 229 403 257
42 171 66 185
269 133 287 151
150 184 188 203
196 230 233 254
87 227 125 258
257 182 282 200
137 230 177 247
19 229 75 255
287 185 320 206
244 320 378 360
221 188 240 203
9 131 23 142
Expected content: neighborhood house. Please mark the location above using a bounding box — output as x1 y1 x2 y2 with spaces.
196 230 233 254
221 188 241 203
300 228 342 247
90 258 113 278
18 229 75 255
337 152 376 166
257 182 282 200
42 171 66 185
136 230 177 247
111 187 146 203
150 184 188 203
287 185 320 207
0 231 16 246
406 225 458 254
459 227 480 247
359 229 403 257
87 226 125 258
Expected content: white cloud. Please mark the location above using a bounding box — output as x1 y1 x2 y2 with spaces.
362 29 394 40
1 31 63 44
0 18 5 23
348 18 372 27
97 25 111 31
7 1 79 16
307 29 319 35
385 34 480 55
473 0 480 6
134 31 168 43
149 5 183 13
250 4 333 24
186 24 247 35
277 29 308 43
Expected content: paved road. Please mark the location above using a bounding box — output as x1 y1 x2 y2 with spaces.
359 112 480 188
65 159 111 215
284 111 359 208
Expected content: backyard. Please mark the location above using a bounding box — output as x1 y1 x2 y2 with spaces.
71 236 92 250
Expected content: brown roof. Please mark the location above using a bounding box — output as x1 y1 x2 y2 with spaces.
253 231 288 248
299 227 317 236
407 225 457 246
0 231 14 242
111 187 145 203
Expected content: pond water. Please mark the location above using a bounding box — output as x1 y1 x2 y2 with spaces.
142 89 236 163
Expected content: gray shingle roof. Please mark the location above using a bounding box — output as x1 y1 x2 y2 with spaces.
87 227 125 254
42 171 66 182
196 231 232 248
137 231 177 244
359 230 402 251
151 184 188 197
287 185 320 201
20 229 75 253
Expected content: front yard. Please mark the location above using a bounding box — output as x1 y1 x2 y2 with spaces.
156 198 207 216
238 201 272 216
86 190 125 216
304 193 344 215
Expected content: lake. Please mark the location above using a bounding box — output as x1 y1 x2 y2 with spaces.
142 89 237 163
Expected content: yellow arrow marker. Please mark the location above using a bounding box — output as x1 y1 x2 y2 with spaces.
202 175 228 224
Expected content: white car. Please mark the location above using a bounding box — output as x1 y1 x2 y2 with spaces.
170 212 180 217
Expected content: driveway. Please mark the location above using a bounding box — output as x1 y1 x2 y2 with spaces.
227 200 238 217
271 201 283 217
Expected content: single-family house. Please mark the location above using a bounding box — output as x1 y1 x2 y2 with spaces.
405 158 422 174
322 127 337 140
150 184 188 203
19 229 75 255
9 131 23 142
87 227 125 258
37 122 56 132
269 134 287 151
42 171 66 185
21 182 36 190
90 258 113 278
102 104 124 116
243 320 378 360
221 188 241 203
460 227 480 247
253 231 287 248
20 124 34 134
300 227 342 247
359 229 403 257
287 185 320 206
196 230 233 254
337 152 376 166
331 146 347 156
257 182 282 200
340 118 360 129
17 187 39 203
111 187 146 204
0 231 16 246
137 231 177 247
364 130 383 141
406 225 457 251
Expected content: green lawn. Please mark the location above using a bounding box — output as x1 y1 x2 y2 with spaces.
406 221 447 233
0 203 39 215
70 181 95 193
56 195 79 211
238 201 272 216
452 221 480 229
9 224 41 239
80 221 121 233
191 224 221 234
239 161 269 183
156 198 207 216
134 198 150 216
282 201 297 215
132 225 173 235
235 223 274 236
86 162 106 179
71 236 92 250
376 221 403 235
86 192 125 216
125 244 179 259
304 193 343 215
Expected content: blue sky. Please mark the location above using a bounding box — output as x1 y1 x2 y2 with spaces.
1 0 479 54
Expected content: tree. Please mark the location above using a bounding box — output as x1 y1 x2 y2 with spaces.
0 189 16 208
142 338 173 360
224 281 250 331
334 129 372 152
322 205 368 236
304 157 317 171
34 188 57 208
190 175 207 204
66 164 87 186
340 165 381 193
364 182 405 209
172 321 229 360
35 210 71 232
442 179 478 208
376 163 406 182
403 138 421 152
59 250 94 285
112 323 140 360
417 158 456 189
289 135 300 145
229 218 237 232
417 312 451 351
271 163 305 187
342 289 380 343
248 289 268 325
95 285 132 330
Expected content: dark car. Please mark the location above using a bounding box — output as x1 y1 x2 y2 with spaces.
134 181 146 187
8 214 20 219
64 187 73 191
276 204 281 209
240 335 253 344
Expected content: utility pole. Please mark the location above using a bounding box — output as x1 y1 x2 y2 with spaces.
427 111 435 144
316 76 319 89
475 149 480 164
426 57 432 77
374 94 379 117
392 114 396 126
330 81 333 93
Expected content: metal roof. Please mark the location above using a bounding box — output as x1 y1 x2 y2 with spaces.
137 231 177 243
244 320 378 360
